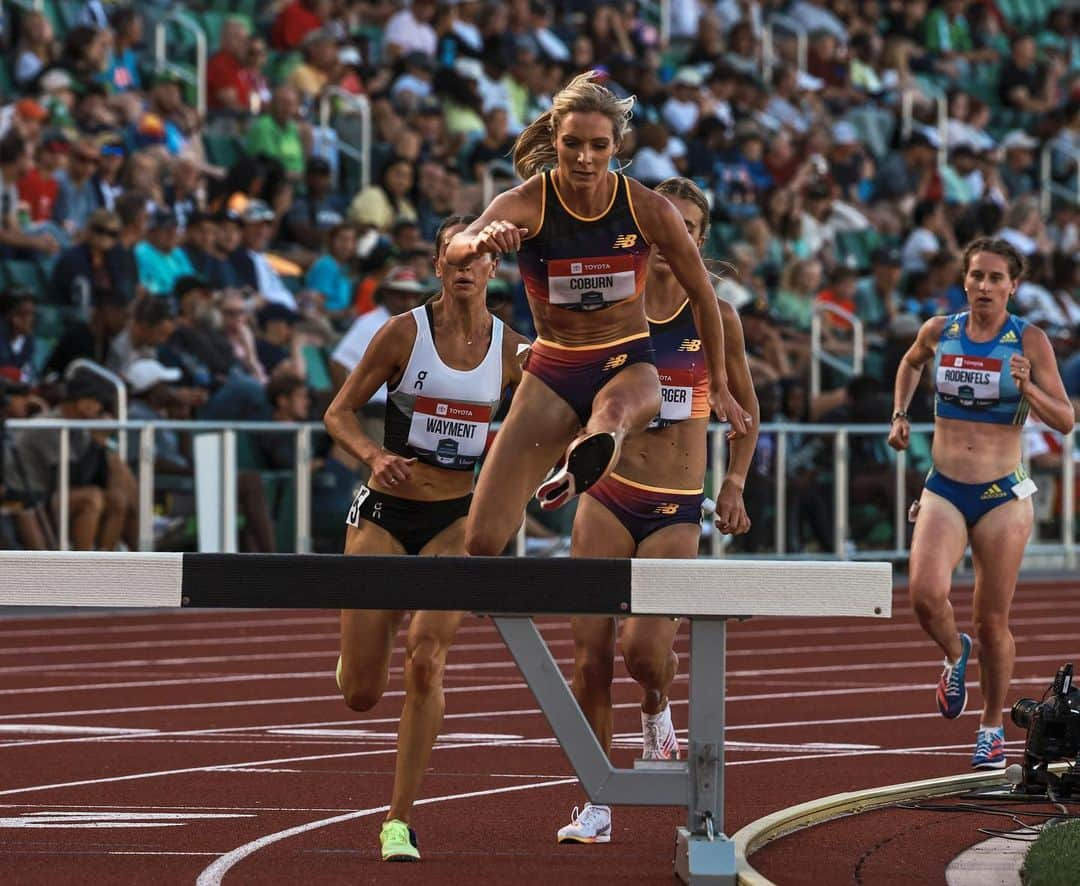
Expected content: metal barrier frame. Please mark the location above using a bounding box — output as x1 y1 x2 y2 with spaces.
153 10 207 118
318 88 372 193
1039 141 1080 216
761 13 808 83
809 301 864 400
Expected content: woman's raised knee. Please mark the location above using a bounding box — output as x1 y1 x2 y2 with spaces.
340 673 385 712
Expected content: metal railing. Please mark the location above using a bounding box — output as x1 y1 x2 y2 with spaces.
3 419 1075 571
900 91 948 169
761 13 808 83
1039 141 1080 216
809 301 864 399
318 88 372 193
153 9 207 118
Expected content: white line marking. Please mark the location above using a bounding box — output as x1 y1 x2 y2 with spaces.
0 724 158 736
195 778 580 886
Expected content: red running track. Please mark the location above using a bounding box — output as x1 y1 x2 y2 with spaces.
0 577 1075 884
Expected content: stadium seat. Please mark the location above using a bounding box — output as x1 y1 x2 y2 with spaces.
302 344 332 393
203 133 245 167
1 260 43 294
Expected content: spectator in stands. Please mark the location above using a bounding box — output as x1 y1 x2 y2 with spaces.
49 208 133 308
13 11 55 89
414 158 455 243
901 199 955 273
0 290 36 384
106 295 176 373
122 357 192 476
383 0 438 61
9 369 115 551
207 17 252 113
997 196 1052 258
348 155 417 232
241 36 273 116
0 377 53 550
163 276 239 390
92 139 126 211
163 153 206 231
245 85 307 179
230 199 298 309
872 132 938 207
0 132 60 258
288 27 339 103
304 222 356 324
53 139 103 235
182 210 232 290
280 157 346 252
255 302 301 375
997 131 1039 199
135 208 196 297
18 130 67 223
271 0 329 51
43 286 132 378
466 106 516 183
855 246 902 337
998 34 1065 117
106 5 142 94
219 290 266 383
739 302 792 384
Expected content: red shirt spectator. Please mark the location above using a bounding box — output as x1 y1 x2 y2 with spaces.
271 0 324 51
207 19 252 111
815 267 859 332
17 133 67 221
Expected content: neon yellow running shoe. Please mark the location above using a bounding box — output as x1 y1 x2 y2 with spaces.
380 818 420 862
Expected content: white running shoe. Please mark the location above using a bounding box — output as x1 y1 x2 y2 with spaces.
556 803 612 844
642 704 679 760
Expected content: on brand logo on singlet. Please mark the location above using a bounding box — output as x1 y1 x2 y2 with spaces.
937 354 1002 408
408 395 492 467
547 255 636 310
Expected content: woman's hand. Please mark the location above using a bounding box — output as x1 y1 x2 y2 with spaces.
473 220 529 256
714 478 751 536
1010 353 1032 393
370 450 417 488
887 414 910 451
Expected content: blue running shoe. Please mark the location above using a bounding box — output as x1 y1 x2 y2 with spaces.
971 726 1006 769
936 633 972 719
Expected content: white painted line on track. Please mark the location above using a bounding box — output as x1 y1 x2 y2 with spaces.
195 777 581 886
0 724 158 736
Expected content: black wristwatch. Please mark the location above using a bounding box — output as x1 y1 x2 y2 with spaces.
892 410 910 423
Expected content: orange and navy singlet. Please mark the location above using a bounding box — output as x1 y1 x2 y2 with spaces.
646 298 710 429
516 170 651 313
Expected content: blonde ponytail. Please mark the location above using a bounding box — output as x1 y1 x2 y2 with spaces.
512 70 635 180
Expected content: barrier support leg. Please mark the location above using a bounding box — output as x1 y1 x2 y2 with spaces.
675 618 736 885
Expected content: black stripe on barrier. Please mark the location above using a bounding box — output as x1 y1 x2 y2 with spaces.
180 554 633 614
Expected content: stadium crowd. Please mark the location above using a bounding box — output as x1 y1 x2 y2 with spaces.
0 0 1077 556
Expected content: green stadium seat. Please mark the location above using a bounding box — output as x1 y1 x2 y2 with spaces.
302 344 332 393
203 132 245 167
1 260 43 294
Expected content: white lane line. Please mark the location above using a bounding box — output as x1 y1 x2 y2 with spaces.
0 724 158 736
0 736 568 798
195 777 580 886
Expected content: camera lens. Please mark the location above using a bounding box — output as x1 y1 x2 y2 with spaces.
1012 697 1039 729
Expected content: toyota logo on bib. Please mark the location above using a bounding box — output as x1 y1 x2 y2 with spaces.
570 262 582 274
436 403 448 416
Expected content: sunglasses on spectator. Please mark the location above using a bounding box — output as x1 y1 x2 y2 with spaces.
91 226 120 236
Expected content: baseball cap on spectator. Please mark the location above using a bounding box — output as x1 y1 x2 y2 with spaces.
242 200 275 224
257 303 300 327
16 98 48 122
1000 130 1039 151
173 275 210 301
214 207 243 226
871 246 902 267
454 58 484 82
831 121 859 145
672 67 704 88
149 207 178 230
379 266 426 294
124 358 182 395
905 131 938 150
39 69 74 93
417 96 443 116
795 71 824 92
40 129 70 153
134 112 167 146
339 46 362 66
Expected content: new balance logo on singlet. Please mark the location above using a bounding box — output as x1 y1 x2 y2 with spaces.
613 234 638 249
603 353 628 371
677 339 701 352
999 330 1018 344
654 503 679 515
980 483 1007 501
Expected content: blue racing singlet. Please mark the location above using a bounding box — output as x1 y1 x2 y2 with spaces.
934 312 1030 425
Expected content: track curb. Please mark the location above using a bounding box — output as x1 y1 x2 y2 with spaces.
730 765 1063 885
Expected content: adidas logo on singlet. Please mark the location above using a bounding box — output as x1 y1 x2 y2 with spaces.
613 234 638 249
980 483 1007 501
999 330 1018 343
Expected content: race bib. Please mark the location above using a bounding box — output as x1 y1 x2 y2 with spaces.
548 255 637 310
936 355 1002 408
407 396 491 467
658 368 694 422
